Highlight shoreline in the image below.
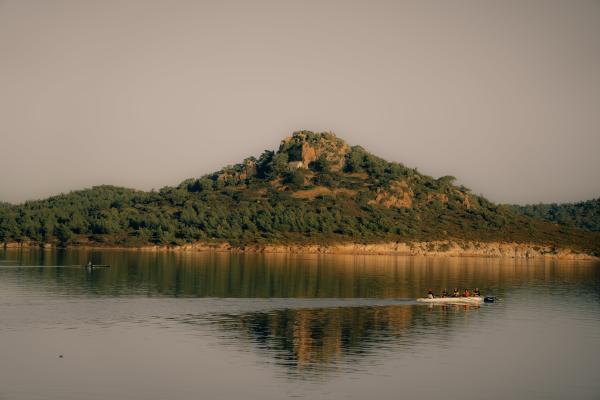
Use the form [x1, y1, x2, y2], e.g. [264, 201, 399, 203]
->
[3, 240, 598, 260]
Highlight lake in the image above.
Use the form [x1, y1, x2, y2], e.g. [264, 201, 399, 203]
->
[1, 249, 599, 400]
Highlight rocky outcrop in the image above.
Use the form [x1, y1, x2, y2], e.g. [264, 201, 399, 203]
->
[216, 158, 257, 182]
[301, 142, 318, 166]
[279, 131, 350, 171]
[427, 192, 449, 204]
[369, 180, 413, 208]
[369, 189, 413, 208]
[463, 194, 472, 209]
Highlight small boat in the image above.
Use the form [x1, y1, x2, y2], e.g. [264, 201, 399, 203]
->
[416, 296, 484, 304]
[84, 263, 110, 269]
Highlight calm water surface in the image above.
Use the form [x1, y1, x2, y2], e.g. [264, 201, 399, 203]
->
[1, 249, 599, 400]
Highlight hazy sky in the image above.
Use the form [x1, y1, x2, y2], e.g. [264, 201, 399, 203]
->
[1, 0, 599, 205]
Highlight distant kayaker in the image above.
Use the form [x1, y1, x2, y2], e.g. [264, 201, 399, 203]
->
[474, 288, 481, 296]
[463, 288, 471, 297]
[86, 261, 92, 269]
[427, 289, 435, 299]
[452, 288, 460, 297]
[441, 289, 449, 298]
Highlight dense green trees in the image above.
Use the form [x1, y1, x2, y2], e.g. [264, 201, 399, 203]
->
[509, 199, 600, 232]
[283, 169, 306, 188]
[1, 132, 598, 255]
[256, 151, 288, 180]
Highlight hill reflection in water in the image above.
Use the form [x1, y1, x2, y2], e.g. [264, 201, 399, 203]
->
[197, 304, 485, 378]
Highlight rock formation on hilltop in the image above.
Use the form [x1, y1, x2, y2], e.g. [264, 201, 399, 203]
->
[278, 131, 350, 171]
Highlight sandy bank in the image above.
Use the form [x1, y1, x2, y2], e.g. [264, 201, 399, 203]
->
[3, 240, 598, 260]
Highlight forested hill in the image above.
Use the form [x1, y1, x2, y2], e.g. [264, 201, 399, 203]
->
[508, 199, 600, 232]
[1, 131, 599, 255]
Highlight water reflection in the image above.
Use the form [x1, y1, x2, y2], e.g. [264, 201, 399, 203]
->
[1, 249, 600, 399]
[1, 249, 598, 300]
[182, 303, 484, 378]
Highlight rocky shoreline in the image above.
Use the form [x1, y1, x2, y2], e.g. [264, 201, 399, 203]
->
[3, 240, 598, 260]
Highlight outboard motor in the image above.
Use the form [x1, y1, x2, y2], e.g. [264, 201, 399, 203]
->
[484, 296, 495, 303]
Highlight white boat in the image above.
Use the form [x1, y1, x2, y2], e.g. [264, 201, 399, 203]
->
[416, 296, 484, 304]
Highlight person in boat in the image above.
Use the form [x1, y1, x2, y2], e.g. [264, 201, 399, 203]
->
[427, 289, 435, 299]
[463, 288, 471, 297]
[441, 289, 449, 297]
[452, 288, 460, 297]
[86, 261, 93, 269]
[473, 288, 481, 296]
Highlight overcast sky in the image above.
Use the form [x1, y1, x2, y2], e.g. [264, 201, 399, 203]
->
[1, 0, 599, 205]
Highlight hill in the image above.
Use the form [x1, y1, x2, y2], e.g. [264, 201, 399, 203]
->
[508, 199, 600, 232]
[1, 131, 599, 256]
